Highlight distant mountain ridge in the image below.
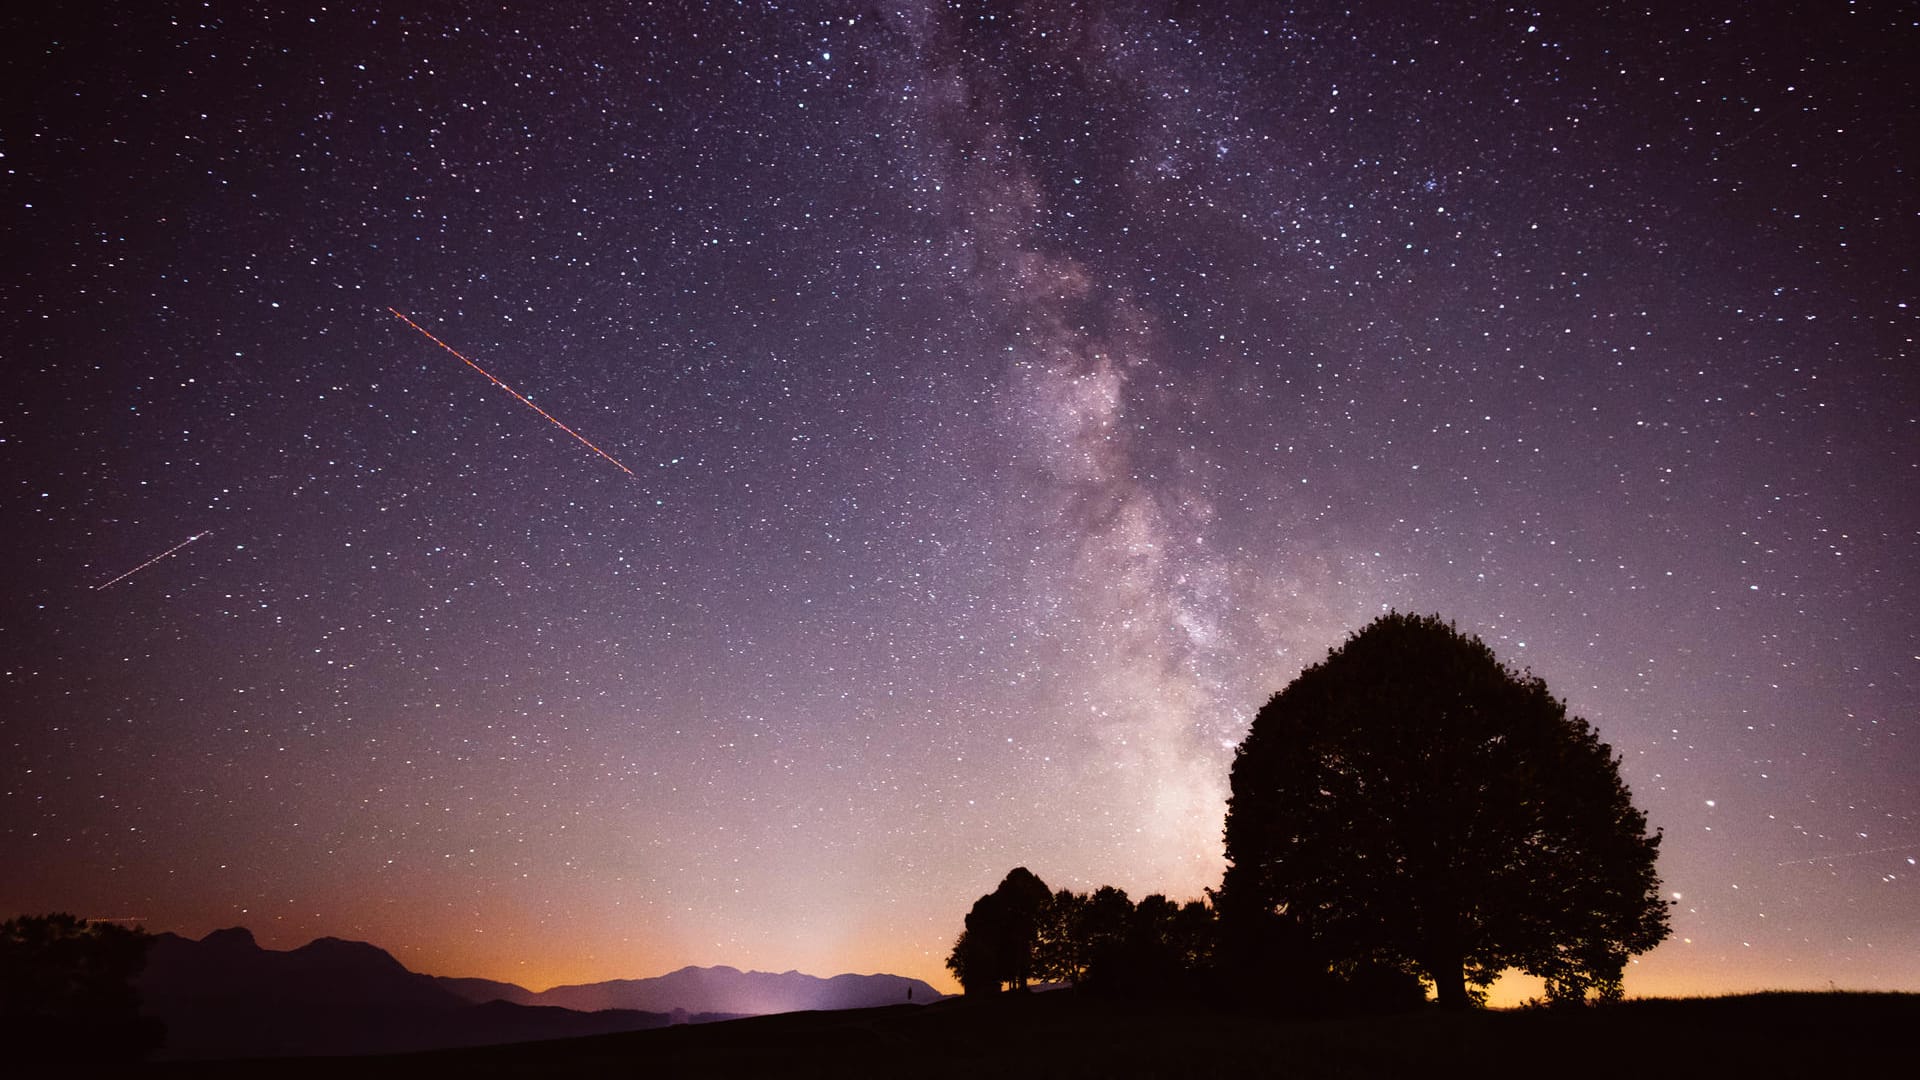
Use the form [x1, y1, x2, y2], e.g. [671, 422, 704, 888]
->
[436, 963, 943, 1014]
[136, 927, 939, 1058]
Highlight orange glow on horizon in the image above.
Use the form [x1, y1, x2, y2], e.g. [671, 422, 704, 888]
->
[382, 933, 961, 997]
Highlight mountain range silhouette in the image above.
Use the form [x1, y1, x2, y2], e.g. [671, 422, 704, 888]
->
[437, 962, 942, 1014]
[138, 927, 940, 1058]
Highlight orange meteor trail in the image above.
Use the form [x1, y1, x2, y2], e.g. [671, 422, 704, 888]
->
[94, 531, 210, 590]
[387, 307, 636, 477]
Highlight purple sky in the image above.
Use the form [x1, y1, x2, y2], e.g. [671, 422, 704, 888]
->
[4, 1, 1913, 997]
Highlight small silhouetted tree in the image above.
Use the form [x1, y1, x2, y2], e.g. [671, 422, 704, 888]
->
[1046, 888, 1218, 996]
[1170, 898, 1217, 975]
[0, 913, 163, 1063]
[944, 927, 997, 995]
[1076, 885, 1135, 989]
[1123, 894, 1217, 994]
[1034, 888, 1087, 986]
[960, 876, 1219, 998]
[1220, 613, 1670, 1009]
[1117, 894, 1184, 993]
[946, 867, 1053, 993]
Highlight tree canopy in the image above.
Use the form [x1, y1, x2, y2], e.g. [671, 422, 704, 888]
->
[0, 912, 163, 1062]
[1220, 612, 1670, 1007]
[946, 867, 1053, 993]
[948, 871, 1216, 996]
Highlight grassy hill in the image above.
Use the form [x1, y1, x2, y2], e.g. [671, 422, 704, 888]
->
[146, 990, 1913, 1078]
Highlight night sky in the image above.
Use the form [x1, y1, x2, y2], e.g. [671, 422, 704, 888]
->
[4, 2, 1914, 1000]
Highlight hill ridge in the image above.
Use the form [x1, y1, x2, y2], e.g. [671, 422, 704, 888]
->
[138, 926, 939, 1058]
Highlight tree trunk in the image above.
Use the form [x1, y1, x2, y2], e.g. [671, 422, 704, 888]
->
[1427, 902, 1471, 1009]
[1432, 962, 1470, 1010]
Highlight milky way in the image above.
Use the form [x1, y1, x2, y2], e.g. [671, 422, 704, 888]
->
[3, 2, 1913, 997]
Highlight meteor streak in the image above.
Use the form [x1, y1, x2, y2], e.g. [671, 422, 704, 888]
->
[387, 307, 636, 477]
[93, 531, 210, 590]
[1775, 845, 1915, 867]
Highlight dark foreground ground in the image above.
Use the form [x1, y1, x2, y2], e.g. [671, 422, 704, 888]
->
[147, 990, 1913, 1079]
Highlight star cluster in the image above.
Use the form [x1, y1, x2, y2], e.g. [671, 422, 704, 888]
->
[3, 1, 1913, 997]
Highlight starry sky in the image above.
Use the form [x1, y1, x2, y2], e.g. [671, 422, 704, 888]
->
[4, 2, 1914, 1000]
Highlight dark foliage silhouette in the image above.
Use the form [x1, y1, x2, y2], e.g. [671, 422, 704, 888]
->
[952, 872, 1219, 998]
[943, 927, 990, 995]
[1220, 612, 1671, 1008]
[1044, 887, 1212, 995]
[0, 912, 163, 1064]
[947, 867, 1053, 993]
[1071, 885, 1138, 990]
[1033, 888, 1088, 986]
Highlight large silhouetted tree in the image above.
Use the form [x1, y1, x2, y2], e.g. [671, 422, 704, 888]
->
[1220, 613, 1670, 1008]
[0, 913, 163, 1063]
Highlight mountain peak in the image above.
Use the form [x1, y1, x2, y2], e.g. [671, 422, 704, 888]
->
[138, 932, 677, 1058]
[291, 935, 411, 972]
[199, 926, 258, 950]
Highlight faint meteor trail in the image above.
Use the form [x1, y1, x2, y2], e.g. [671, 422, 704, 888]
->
[1776, 845, 1915, 867]
[386, 307, 636, 477]
[93, 531, 210, 590]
